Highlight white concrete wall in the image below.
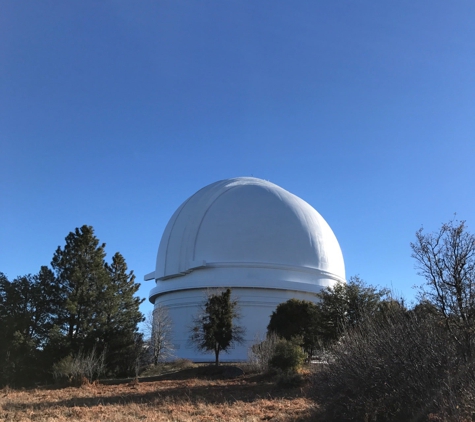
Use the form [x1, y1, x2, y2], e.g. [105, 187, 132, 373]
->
[154, 285, 325, 362]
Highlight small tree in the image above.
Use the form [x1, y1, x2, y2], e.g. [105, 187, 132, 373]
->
[267, 299, 321, 359]
[189, 288, 245, 366]
[411, 218, 475, 357]
[144, 305, 174, 364]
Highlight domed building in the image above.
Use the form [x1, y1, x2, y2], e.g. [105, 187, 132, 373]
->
[145, 177, 345, 361]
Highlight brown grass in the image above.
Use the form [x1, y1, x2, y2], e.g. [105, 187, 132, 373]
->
[0, 369, 317, 421]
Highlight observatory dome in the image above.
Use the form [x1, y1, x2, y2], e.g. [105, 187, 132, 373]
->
[154, 177, 344, 283]
[146, 177, 345, 361]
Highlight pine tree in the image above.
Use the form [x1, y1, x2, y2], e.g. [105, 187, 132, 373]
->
[102, 252, 144, 375]
[51, 225, 109, 352]
[1, 225, 144, 383]
[50, 225, 144, 376]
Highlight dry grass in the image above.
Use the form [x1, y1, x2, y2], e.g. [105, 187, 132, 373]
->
[0, 369, 317, 421]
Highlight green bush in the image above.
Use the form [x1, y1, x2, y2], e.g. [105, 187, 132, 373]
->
[269, 339, 305, 372]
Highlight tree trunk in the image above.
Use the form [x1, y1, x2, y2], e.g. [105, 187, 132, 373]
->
[215, 347, 220, 366]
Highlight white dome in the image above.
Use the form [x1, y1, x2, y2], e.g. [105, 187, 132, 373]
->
[146, 177, 345, 362]
[154, 177, 345, 283]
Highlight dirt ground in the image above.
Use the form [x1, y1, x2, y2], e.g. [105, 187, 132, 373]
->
[0, 370, 317, 421]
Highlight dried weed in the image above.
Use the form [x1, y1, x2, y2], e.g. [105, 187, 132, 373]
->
[0, 375, 316, 421]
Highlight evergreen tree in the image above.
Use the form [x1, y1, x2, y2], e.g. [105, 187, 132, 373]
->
[190, 288, 244, 366]
[102, 252, 144, 375]
[50, 225, 144, 376]
[51, 225, 109, 352]
[0, 225, 144, 383]
[0, 272, 34, 385]
[0, 269, 59, 386]
[317, 276, 389, 344]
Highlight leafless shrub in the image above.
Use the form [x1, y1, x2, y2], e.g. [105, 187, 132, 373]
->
[248, 332, 279, 373]
[411, 219, 475, 358]
[81, 347, 106, 381]
[52, 346, 106, 385]
[314, 305, 475, 421]
[143, 305, 175, 365]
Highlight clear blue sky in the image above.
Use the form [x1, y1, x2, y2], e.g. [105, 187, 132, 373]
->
[1, 1, 474, 319]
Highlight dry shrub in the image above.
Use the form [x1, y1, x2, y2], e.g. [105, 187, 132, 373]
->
[275, 371, 305, 389]
[52, 347, 106, 385]
[171, 358, 195, 371]
[247, 332, 279, 373]
[314, 306, 475, 421]
[1, 385, 11, 396]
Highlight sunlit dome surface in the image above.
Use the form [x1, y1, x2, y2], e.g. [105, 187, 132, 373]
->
[154, 177, 345, 283]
